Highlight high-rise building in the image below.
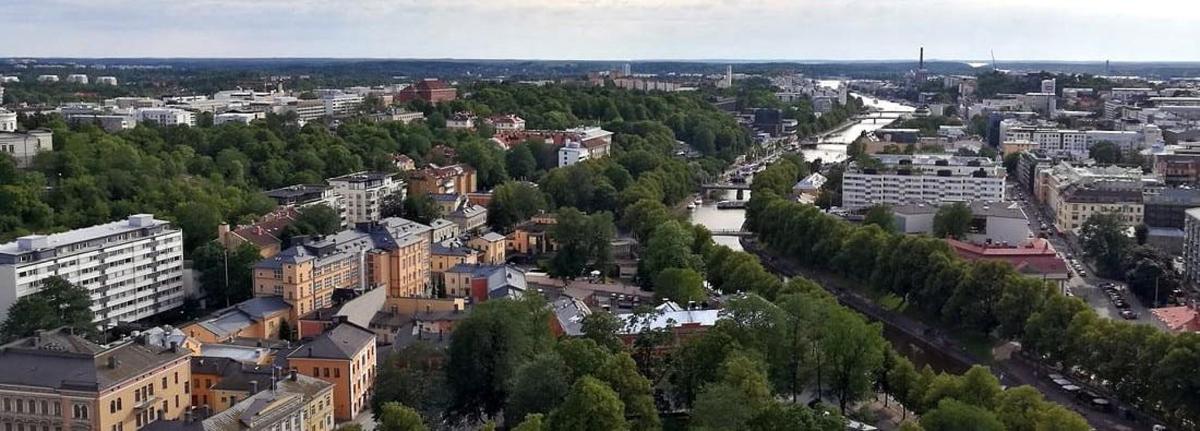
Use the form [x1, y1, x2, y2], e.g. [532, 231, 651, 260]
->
[841, 155, 1006, 210]
[0, 214, 185, 326]
[1182, 208, 1200, 285]
[1041, 78, 1056, 95]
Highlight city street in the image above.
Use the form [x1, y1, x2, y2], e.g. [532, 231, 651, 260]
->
[1006, 185, 1165, 330]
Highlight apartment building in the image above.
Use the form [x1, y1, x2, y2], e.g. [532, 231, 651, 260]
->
[0, 129, 52, 168]
[1054, 182, 1144, 231]
[1034, 162, 1159, 219]
[181, 297, 291, 344]
[486, 114, 525, 132]
[136, 108, 196, 127]
[152, 367, 334, 431]
[430, 242, 477, 285]
[327, 172, 403, 225]
[286, 323, 376, 421]
[443, 264, 526, 302]
[0, 328, 193, 431]
[0, 109, 15, 132]
[1153, 142, 1200, 186]
[253, 218, 432, 333]
[446, 112, 477, 130]
[263, 184, 346, 226]
[1002, 126, 1144, 158]
[406, 164, 477, 197]
[320, 93, 364, 119]
[0, 214, 185, 326]
[841, 155, 1006, 210]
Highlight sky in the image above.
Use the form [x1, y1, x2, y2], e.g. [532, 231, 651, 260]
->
[3, 0, 1198, 61]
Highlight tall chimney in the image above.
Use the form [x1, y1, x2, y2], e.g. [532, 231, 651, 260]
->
[919, 47, 924, 69]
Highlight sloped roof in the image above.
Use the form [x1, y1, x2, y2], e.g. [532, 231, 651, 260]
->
[287, 323, 374, 360]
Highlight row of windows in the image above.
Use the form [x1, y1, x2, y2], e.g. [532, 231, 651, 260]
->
[1, 399, 60, 416]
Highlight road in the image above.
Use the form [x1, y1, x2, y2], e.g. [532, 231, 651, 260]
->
[1006, 184, 1165, 330]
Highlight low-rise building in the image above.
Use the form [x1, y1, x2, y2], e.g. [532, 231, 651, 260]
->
[445, 112, 477, 130]
[0, 128, 52, 168]
[0, 328, 193, 431]
[429, 219, 459, 243]
[137, 108, 196, 127]
[155, 369, 334, 431]
[285, 323, 376, 421]
[468, 232, 507, 265]
[507, 214, 557, 256]
[947, 238, 1070, 285]
[217, 208, 300, 258]
[893, 201, 1032, 245]
[431, 241, 478, 285]
[486, 114, 525, 132]
[395, 79, 457, 104]
[841, 154, 1006, 210]
[448, 204, 488, 233]
[443, 264, 527, 301]
[181, 297, 292, 344]
[213, 112, 264, 126]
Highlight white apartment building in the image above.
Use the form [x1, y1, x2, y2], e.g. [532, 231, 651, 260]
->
[842, 154, 1006, 210]
[558, 141, 591, 167]
[95, 76, 118, 85]
[327, 172, 404, 224]
[0, 129, 53, 168]
[66, 74, 89, 84]
[1003, 126, 1144, 158]
[321, 92, 364, 118]
[0, 214, 185, 327]
[37, 75, 59, 83]
[136, 107, 196, 127]
[214, 111, 265, 125]
[0, 108, 15, 132]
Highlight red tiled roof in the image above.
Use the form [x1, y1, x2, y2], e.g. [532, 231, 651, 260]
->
[232, 207, 300, 249]
[1151, 306, 1200, 333]
[947, 238, 1069, 276]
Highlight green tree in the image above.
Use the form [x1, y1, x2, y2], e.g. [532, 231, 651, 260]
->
[596, 352, 661, 431]
[862, 204, 896, 233]
[920, 399, 1004, 431]
[641, 220, 702, 281]
[401, 193, 442, 224]
[620, 199, 671, 244]
[2, 276, 97, 340]
[933, 202, 973, 239]
[652, 268, 706, 304]
[823, 308, 886, 413]
[376, 402, 427, 431]
[691, 352, 774, 431]
[192, 242, 262, 307]
[292, 204, 342, 235]
[487, 181, 547, 232]
[549, 376, 628, 431]
[505, 353, 571, 425]
[373, 343, 448, 422]
[511, 414, 545, 431]
[1080, 212, 1130, 277]
[580, 312, 625, 353]
[548, 208, 614, 280]
[446, 297, 552, 420]
[1089, 141, 1122, 164]
[505, 143, 538, 180]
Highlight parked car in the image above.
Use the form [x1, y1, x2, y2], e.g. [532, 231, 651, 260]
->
[1120, 310, 1138, 320]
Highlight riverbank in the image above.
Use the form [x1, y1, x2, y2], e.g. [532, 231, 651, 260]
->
[741, 237, 1149, 431]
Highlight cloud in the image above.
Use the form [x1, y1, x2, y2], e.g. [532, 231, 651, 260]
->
[1, 0, 1196, 60]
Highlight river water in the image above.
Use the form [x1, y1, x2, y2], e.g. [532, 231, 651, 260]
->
[690, 91, 915, 250]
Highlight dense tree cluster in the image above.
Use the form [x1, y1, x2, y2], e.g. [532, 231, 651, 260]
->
[1080, 213, 1183, 306]
[750, 158, 1200, 428]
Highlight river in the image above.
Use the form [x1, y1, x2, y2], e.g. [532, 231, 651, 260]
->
[690, 91, 915, 251]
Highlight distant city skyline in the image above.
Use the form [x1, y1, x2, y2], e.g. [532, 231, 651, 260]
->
[3, 0, 1196, 61]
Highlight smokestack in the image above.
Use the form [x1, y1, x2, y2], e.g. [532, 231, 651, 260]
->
[919, 47, 924, 69]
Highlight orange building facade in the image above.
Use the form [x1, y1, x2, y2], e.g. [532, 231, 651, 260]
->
[286, 323, 377, 421]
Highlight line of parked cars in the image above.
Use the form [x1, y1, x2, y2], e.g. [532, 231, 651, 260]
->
[1100, 282, 1139, 320]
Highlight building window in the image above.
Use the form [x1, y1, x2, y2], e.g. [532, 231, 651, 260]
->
[333, 368, 340, 378]
[313, 367, 319, 376]
[162, 377, 167, 389]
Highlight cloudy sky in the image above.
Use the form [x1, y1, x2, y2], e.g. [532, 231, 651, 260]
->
[3, 0, 1197, 61]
